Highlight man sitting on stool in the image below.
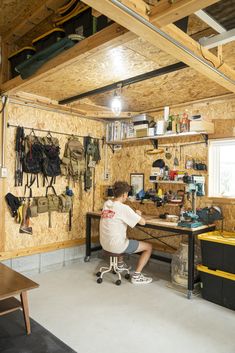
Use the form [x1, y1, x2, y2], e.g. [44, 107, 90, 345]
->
[100, 181, 152, 284]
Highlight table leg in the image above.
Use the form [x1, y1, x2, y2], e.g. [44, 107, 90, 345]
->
[20, 291, 31, 335]
[85, 214, 91, 262]
[187, 234, 195, 299]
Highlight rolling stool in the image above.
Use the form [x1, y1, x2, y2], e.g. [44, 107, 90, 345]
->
[96, 250, 131, 285]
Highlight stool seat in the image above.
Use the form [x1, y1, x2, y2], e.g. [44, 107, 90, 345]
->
[103, 250, 123, 257]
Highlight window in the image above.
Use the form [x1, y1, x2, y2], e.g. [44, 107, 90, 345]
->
[209, 139, 235, 198]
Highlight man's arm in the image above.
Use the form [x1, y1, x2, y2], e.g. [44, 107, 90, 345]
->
[136, 210, 146, 226]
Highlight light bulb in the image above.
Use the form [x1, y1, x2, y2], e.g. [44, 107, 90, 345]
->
[111, 94, 122, 116]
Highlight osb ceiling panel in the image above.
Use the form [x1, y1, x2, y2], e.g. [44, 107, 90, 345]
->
[21, 39, 177, 100]
[20, 35, 235, 112]
[222, 41, 235, 68]
[77, 68, 229, 112]
[210, 41, 235, 68]
[0, 0, 45, 36]
[124, 38, 178, 65]
[187, 14, 210, 36]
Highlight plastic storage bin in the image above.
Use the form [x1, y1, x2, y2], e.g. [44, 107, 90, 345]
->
[57, 0, 78, 17]
[198, 231, 235, 274]
[32, 28, 65, 51]
[56, 5, 93, 37]
[198, 265, 235, 310]
[8, 47, 36, 77]
[93, 14, 109, 33]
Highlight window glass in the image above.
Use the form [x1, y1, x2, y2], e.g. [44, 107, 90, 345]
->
[209, 139, 235, 197]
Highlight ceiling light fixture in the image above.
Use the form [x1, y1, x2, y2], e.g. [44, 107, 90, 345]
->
[111, 84, 122, 116]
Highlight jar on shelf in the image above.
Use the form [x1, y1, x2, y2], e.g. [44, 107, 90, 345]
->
[180, 112, 190, 132]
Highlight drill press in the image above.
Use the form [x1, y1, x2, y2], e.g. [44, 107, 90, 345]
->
[178, 175, 205, 228]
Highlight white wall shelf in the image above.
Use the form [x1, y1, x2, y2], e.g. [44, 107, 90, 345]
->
[152, 180, 185, 184]
[107, 131, 210, 145]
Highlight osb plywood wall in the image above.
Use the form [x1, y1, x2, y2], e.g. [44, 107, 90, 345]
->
[110, 97, 235, 250]
[2, 101, 109, 252]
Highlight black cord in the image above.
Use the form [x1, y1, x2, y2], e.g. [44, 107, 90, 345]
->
[0, 96, 8, 113]
[199, 44, 216, 68]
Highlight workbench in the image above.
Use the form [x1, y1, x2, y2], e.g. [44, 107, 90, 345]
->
[85, 211, 215, 299]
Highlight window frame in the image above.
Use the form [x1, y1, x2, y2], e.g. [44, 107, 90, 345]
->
[208, 138, 235, 198]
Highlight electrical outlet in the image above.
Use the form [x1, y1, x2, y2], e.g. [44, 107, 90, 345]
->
[104, 171, 110, 180]
[0, 167, 8, 178]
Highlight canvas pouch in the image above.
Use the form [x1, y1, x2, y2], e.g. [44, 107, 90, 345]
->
[37, 197, 48, 213]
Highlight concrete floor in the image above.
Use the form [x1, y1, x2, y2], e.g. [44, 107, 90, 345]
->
[28, 258, 235, 353]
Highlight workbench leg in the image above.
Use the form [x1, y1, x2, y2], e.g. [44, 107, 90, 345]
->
[20, 291, 31, 335]
[84, 214, 91, 262]
[187, 234, 195, 300]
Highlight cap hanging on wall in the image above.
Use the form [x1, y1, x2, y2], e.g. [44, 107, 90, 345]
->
[152, 159, 165, 168]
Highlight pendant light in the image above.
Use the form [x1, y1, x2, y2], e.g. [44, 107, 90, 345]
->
[111, 84, 122, 116]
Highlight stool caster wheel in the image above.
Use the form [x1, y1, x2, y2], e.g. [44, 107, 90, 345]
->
[96, 272, 101, 277]
[125, 273, 131, 280]
[115, 280, 121, 286]
[97, 278, 103, 284]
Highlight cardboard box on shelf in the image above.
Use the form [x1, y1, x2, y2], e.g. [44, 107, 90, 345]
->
[136, 128, 148, 138]
[190, 120, 214, 134]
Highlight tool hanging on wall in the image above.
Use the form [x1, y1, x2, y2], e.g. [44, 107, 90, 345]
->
[5, 193, 21, 217]
[84, 136, 101, 191]
[165, 147, 172, 160]
[15, 126, 25, 186]
[19, 199, 33, 235]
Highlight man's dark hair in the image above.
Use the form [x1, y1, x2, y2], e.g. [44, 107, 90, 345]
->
[113, 181, 130, 198]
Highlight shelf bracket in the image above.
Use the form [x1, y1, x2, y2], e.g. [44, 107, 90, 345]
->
[150, 139, 158, 149]
[107, 144, 115, 154]
[201, 134, 208, 145]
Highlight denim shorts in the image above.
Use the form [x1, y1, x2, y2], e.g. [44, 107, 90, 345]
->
[124, 239, 139, 254]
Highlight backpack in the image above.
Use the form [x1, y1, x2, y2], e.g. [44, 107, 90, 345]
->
[61, 137, 86, 183]
[22, 135, 44, 174]
[22, 133, 61, 188]
[42, 136, 61, 181]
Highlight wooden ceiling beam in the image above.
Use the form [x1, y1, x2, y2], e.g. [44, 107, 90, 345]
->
[118, 0, 151, 19]
[149, 0, 221, 27]
[83, 111, 135, 119]
[117, 0, 221, 27]
[3, 0, 67, 44]
[1, 23, 136, 93]
[82, 0, 235, 93]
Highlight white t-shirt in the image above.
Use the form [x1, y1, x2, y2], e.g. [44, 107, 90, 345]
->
[99, 200, 141, 253]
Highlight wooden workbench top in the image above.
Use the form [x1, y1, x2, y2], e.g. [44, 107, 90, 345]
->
[87, 211, 215, 232]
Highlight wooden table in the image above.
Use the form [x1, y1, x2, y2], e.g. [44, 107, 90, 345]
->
[0, 263, 39, 335]
[85, 211, 215, 299]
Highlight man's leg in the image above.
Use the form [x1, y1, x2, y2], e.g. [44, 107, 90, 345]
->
[135, 241, 152, 272]
[131, 241, 152, 284]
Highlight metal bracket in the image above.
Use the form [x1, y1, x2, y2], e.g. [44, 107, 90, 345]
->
[150, 139, 158, 149]
[107, 144, 115, 154]
[201, 134, 208, 145]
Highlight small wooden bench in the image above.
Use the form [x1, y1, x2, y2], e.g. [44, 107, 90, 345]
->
[0, 263, 39, 335]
